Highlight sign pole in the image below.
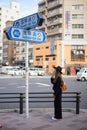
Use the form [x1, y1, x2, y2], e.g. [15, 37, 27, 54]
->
[5, 13, 46, 119]
[25, 41, 29, 118]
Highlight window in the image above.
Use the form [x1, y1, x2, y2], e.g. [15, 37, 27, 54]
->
[36, 48, 40, 50]
[21, 48, 25, 52]
[53, 57, 55, 60]
[11, 16, 14, 19]
[45, 58, 49, 61]
[22, 57, 25, 60]
[71, 50, 85, 61]
[72, 45, 83, 50]
[45, 46, 49, 49]
[71, 45, 85, 61]
[72, 24, 84, 29]
[15, 6, 17, 8]
[72, 14, 84, 19]
[72, 34, 84, 39]
[72, 5, 84, 10]
[36, 56, 42, 61]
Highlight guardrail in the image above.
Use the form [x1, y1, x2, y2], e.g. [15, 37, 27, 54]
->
[0, 92, 81, 114]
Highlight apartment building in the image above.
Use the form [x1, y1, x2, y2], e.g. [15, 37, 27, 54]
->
[3, 21, 16, 65]
[33, 0, 87, 73]
[0, 1, 19, 65]
[38, 0, 63, 41]
[14, 42, 34, 67]
[38, 0, 87, 41]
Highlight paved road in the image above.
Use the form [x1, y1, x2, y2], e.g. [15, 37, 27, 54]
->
[0, 75, 87, 109]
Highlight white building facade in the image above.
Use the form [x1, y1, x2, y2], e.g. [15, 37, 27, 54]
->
[0, 1, 19, 64]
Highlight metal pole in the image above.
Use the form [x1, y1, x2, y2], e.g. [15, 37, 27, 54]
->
[25, 41, 29, 118]
[76, 93, 80, 114]
[20, 93, 23, 114]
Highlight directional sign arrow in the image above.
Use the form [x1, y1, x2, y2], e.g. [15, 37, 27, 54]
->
[6, 26, 46, 43]
[13, 13, 43, 29]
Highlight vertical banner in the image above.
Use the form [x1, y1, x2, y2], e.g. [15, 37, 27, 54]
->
[50, 41, 54, 54]
[64, 11, 71, 39]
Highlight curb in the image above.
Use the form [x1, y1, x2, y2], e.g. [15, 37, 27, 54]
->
[0, 108, 87, 114]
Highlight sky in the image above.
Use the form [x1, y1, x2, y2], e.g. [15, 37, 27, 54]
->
[0, 0, 41, 18]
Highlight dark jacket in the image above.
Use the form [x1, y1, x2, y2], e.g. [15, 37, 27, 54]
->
[51, 76, 62, 96]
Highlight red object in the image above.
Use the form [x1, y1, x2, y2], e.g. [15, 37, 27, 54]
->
[70, 66, 75, 75]
[0, 124, 3, 128]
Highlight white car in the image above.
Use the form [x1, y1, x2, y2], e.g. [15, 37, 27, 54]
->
[21, 68, 38, 76]
[29, 68, 45, 76]
[29, 69, 38, 76]
[8, 68, 22, 76]
[21, 67, 45, 76]
[76, 67, 87, 81]
[34, 68, 45, 76]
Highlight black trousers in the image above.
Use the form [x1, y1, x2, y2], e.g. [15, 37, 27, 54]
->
[54, 93, 62, 119]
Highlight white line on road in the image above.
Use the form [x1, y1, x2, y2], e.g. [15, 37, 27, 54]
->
[36, 83, 50, 87]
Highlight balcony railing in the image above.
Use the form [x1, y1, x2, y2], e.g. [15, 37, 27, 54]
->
[47, 18, 63, 25]
[47, 0, 63, 9]
[48, 9, 62, 18]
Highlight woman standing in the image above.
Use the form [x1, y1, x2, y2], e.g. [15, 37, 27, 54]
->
[51, 66, 63, 120]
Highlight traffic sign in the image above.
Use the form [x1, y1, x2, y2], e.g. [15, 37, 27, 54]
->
[6, 26, 46, 43]
[13, 13, 43, 29]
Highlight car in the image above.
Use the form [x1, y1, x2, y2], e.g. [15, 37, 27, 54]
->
[34, 68, 45, 76]
[1, 66, 13, 74]
[76, 67, 87, 81]
[21, 68, 38, 76]
[21, 67, 45, 76]
[29, 69, 38, 76]
[8, 68, 22, 76]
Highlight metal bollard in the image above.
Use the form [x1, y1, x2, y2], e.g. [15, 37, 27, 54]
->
[76, 93, 80, 114]
[20, 93, 24, 114]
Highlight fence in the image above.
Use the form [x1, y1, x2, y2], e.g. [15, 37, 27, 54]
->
[0, 92, 81, 114]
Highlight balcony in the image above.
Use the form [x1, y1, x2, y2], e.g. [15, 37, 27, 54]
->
[48, 1, 58, 8]
[47, 28, 62, 36]
[47, 18, 63, 26]
[47, 0, 63, 9]
[47, 9, 63, 18]
[38, 5, 46, 12]
[38, 0, 45, 5]
[38, 25, 45, 30]
[37, 20, 45, 30]
[48, 11, 59, 18]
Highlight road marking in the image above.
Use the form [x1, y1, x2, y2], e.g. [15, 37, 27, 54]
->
[36, 83, 50, 87]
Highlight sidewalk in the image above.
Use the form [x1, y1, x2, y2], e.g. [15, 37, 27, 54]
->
[0, 109, 87, 130]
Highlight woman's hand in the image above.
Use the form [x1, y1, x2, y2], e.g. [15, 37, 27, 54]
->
[53, 93, 55, 98]
[51, 69, 56, 78]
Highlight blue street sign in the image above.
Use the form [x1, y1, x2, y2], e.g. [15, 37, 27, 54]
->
[13, 13, 43, 29]
[6, 26, 46, 43]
